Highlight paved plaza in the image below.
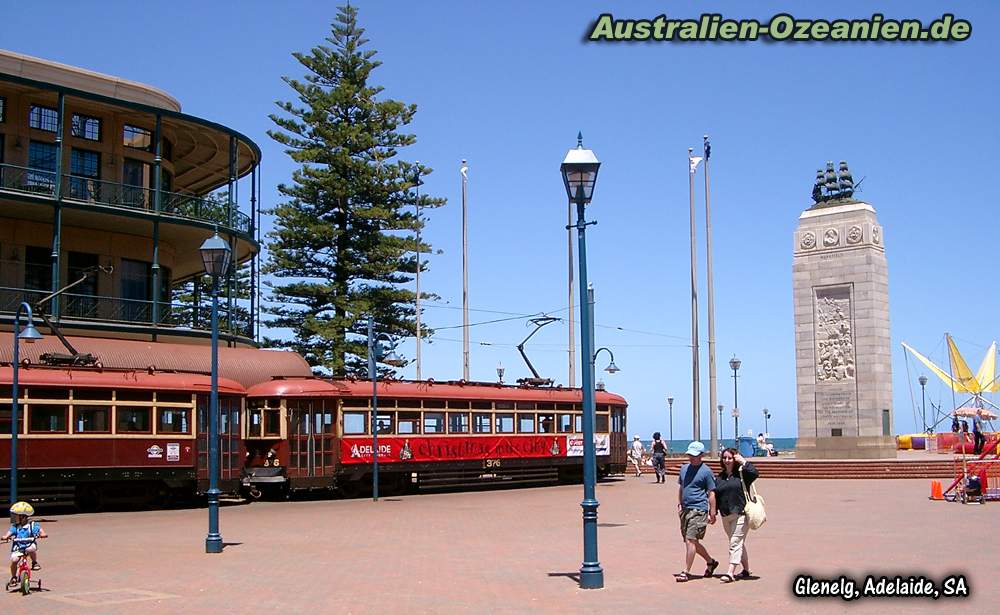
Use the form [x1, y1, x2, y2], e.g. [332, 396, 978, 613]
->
[6, 476, 993, 614]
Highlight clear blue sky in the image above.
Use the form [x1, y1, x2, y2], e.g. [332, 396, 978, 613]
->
[6, 1, 998, 440]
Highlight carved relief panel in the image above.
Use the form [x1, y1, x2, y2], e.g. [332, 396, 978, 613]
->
[814, 285, 856, 383]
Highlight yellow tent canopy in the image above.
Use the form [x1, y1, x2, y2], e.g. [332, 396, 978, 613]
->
[902, 336, 1000, 395]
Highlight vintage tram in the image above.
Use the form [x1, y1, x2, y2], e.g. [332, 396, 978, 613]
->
[242, 378, 628, 497]
[0, 365, 245, 510]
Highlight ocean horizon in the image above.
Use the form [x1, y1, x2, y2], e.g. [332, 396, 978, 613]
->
[640, 437, 797, 454]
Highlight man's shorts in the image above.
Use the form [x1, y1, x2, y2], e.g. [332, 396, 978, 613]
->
[680, 508, 708, 540]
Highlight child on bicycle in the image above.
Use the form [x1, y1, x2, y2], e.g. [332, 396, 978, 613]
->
[3, 501, 45, 586]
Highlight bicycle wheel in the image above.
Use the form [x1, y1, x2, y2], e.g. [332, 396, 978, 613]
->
[20, 571, 30, 595]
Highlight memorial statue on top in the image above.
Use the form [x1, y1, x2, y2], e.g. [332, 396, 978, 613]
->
[811, 160, 860, 207]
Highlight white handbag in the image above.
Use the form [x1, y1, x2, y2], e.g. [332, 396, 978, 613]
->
[739, 467, 766, 530]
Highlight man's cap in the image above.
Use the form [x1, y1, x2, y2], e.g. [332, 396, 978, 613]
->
[685, 441, 705, 456]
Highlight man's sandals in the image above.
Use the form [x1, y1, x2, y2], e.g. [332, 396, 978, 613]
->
[675, 559, 720, 582]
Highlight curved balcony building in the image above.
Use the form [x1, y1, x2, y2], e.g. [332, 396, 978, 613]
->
[0, 50, 260, 346]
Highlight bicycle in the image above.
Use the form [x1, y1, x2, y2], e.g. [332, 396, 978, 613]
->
[3, 535, 45, 596]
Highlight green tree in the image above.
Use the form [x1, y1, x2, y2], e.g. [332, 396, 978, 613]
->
[265, 4, 443, 376]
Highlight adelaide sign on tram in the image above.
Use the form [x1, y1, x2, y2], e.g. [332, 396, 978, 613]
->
[342, 435, 610, 464]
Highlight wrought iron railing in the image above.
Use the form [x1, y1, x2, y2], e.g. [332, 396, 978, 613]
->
[0, 163, 252, 235]
[0, 287, 253, 339]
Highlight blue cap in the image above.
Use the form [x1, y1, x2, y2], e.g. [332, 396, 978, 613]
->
[685, 441, 705, 456]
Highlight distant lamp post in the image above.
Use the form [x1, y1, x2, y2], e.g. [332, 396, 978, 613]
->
[367, 314, 404, 502]
[561, 132, 603, 590]
[729, 356, 741, 439]
[594, 347, 619, 374]
[718, 404, 724, 448]
[9, 303, 43, 505]
[667, 396, 675, 454]
[763, 408, 771, 437]
[199, 230, 231, 554]
[497, 362, 505, 384]
[918, 375, 928, 433]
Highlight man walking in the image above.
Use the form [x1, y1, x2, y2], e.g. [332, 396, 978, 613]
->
[973, 409, 986, 455]
[675, 441, 718, 582]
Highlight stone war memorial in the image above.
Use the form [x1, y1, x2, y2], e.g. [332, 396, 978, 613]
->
[793, 162, 896, 459]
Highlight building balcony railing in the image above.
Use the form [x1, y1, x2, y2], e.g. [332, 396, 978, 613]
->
[0, 286, 252, 340]
[0, 163, 252, 236]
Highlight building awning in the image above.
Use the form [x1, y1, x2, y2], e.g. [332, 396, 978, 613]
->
[0, 333, 312, 389]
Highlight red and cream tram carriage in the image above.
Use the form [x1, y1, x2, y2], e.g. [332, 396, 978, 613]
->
[243, 378, 628, 497]
[0, 365, 245, 510]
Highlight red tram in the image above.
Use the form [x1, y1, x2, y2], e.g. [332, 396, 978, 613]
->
[242, 379, 628, 497]
[0, 365, 245, 510]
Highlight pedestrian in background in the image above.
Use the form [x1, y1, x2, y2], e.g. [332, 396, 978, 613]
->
[630, 435, 644, 477]
[973, 409, 985, 455]
[651, 432, 667, 483]
[714, 448, 758, 583]
[675, 441, 718, 582]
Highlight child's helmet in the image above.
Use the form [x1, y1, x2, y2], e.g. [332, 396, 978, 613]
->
[9, 501, 34, 516]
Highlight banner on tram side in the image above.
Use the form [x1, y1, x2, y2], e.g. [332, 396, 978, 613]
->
[566, 434, 610, 457]
[340, 435, 568, 464]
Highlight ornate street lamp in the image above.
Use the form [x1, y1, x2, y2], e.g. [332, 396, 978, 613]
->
[9, 303, 43, 505]
[918, 375, 928, 433]
[667, 395, 675, 455]
[561, 132, 603, 590]
[367, 314, 404, 502]
[718, 404, 725, 448]
[497, 362, 505, 384]
[594, 348, 619, 374]
[200, 230, 230, 554]
[763, 407, 771, 437]
[729, 355, 741, 439]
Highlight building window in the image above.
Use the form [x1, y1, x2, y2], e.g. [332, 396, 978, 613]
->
[122, 158, 151, 209]
[27, 140, 57, 192]
[24, 245, 51, 292]
[28, 105, 58, 132]
[71, 113, 101, 141]
[120, 258, 151, 322]
[69, 148, 100, 201]
[123, 124, 153, 151]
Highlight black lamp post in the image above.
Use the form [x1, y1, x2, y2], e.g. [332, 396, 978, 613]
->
[561, 132, 603, 590]
[718, 404, 724, 448]
[918, 375, 928, 433]
[729, 355, 741, 440]
[200, 230, 231, 554]
[763, 408, 771, 437]
[667, 396, 674, 455]
[367, 314, 404, 502]
[9, 303, 43, 505]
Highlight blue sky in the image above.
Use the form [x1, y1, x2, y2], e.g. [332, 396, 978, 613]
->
[6, 1, 998, 440]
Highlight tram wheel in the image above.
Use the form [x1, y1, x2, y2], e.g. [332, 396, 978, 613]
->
[75, 484, 103, 513]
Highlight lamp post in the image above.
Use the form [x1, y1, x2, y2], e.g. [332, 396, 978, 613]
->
[9, 303, 43, 505]
[918, 375, 928, 433]
[497, 362, 505, 384]
[763, 408, 771, 437]
[718, 404, 724, 448]
[729, 356, 741, 439]
[366, 315, 404, 502]
[199, 231, 231, 554]
[561, 132, 603, 590]
[667, 396, 674, 455]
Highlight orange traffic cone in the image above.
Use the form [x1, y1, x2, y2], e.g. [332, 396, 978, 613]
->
[930, 481, 937, 499]
[932, 481, 943, 500]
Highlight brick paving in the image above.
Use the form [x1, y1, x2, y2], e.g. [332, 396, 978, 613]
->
[6, 476, 995, 614]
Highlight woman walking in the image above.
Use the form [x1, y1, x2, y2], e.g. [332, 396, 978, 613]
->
[651, 432, 668, 483]
[714, 448, 759, 583]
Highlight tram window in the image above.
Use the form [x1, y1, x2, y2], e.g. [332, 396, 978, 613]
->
[495, 413, 515, 433]
[344, 411, 366, 434]
[158, 408, 190, 434]
[247, 399, 266, 409]
[473, 413, 492, 433]
[75, 406, 110, 433]
[396, 399, 421, 410]
[516, 402, 535, 411]
[0, 387, 13, 399]
[248, 409, 262, 437]
[423, 399, 446, 409]
[557, 403, 577, 411]
[448, 401, 471, 410]
[557, 414, 573, 433]
[448, 412, 470, 433]
[495, 401, 514, 410]
[28, 388, 70, 400]
[596, 414, 610, 433]
[575, 415, 583, 432]
[29, 405, 68, 432]
[376, 413, 394, 434]
[264, 410, 281, 436]
[397, 412, 421, 434]
[538, 414, 555, 433]
[536, 402, 555, 411]
[73, 388, 112, 401]
[471, 401, 493, 410]
[517, 414, 535, 433]
[117, 390, 153, 402]
[315, 412, 334, 434]
[118, 408, 151, 433]
[424, 412, 445, 434]
[157, 392, 192, 404]
[0, 407, 17, 434]
[342, 398, 369, 409]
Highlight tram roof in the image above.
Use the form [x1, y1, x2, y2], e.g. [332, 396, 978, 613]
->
[0, 365, 245, 394]
[247, 378, 628, 405]
[0, 333, 312, 389]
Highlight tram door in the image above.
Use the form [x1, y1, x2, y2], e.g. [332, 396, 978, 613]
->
[287, 399, 335, 479]
[197, 395, 243, 482]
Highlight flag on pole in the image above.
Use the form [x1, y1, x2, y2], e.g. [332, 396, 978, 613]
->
[689, 156, 703, 174]
[703, 135, 711, 160]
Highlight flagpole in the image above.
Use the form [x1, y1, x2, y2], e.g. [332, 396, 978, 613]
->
[461, 159, 470, 381]
[689, 148, 703, 441]
[568, 197, 576, 387]
[414, 163, 422, 381]
[704, 135, 718, 454]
